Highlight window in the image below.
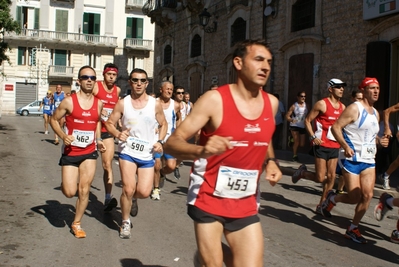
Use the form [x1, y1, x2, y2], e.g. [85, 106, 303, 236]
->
[18, 47, 35, 66]
[83, 13, 100, 35]
[128, 56, 144, 71]
[86, 53, 98, 68]
[231, 18, 246, 47]
[291, 0, 315, 32]
[126, 18, 143, 39]
[190, 34, 201, 58]
[16, 6, 40, 29]
[164, 45, 172, 65]
[55, 10, 68, 32]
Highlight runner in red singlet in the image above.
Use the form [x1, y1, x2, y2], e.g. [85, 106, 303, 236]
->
[164, 39, 281, 267]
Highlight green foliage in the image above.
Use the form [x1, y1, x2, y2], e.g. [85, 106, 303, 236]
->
[0, 0, 21, 66]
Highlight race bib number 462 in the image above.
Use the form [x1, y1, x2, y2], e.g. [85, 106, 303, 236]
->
[71, 130, 94, 148]
[214, 166, 258, 199]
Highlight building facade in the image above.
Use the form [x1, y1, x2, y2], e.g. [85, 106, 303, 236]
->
[1, 0, 155, 114]
[146, 0, 399, 148]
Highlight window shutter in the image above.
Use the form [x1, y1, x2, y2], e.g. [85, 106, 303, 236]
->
[126, 18, 133, 38]
[83, 13, 89, 34]
[94, 14, 100, 35]
[34, 8, 40, 29]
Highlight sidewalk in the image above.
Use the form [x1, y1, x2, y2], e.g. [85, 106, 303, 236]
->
[275, 149, 399, 198]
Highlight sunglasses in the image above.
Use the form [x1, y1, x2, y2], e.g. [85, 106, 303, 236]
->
[130, 78, 147, 84]
[332, 85, 344, 89]
[299, 95, 306, 97]
[79, 75, 97, 81]
[176, 92, 185, 95]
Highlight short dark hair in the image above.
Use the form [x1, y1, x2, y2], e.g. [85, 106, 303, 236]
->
[103, 63, 118, 71]
[78, 65, 96, 78]
[232, 39, 271, 64]
[174, 86, 184, 93]
[351, 90, 362, 98]
[129, 68, 148, 79]
[297, 91, 306, 97]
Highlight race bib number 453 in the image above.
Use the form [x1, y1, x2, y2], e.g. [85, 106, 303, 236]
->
[214, 166, 258, 199]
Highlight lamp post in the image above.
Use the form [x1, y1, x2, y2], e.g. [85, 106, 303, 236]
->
[198, 8, 217, 33]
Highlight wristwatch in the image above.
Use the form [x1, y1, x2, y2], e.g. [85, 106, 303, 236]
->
[157, 140, 165, 145]
[310, 135, 316, 141]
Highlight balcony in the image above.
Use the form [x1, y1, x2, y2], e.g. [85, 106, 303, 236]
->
[126, 0, 145, 9]
[5, 29, 118, 47]
[48, 65, 75, 78]
[124, 38, 153, 50]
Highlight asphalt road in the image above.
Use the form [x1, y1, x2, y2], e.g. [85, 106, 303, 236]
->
[0, 115, 399, 267]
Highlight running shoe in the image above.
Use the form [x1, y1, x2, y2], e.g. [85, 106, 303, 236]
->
[104, 197, 118, 212]
[119, 221, 132, 239]
[377, 173, 385, 183]
[391, 230, 399, 244]
[159, 172, 165, 188]
[292, 164, 307, 183]
[193, 250, 201, 267]
[54, 139, 59, 145]
[174, 168, 181, 180]
[345, 227, 367, 244]
[130, 198, 138, 217]
[321, 190, 336, 218]
[383, 179, 391, 190]
[315, 205, 323, 215]
[374, 192, 393, 221]
[292, 155, 299, 162]
[151, 188, 160, 200]
[71, 222, 86, 238]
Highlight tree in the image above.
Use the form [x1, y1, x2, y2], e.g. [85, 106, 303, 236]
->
[0, 0, 21, 66]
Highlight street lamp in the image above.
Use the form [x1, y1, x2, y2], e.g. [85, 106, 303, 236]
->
[198, 8, 217, 33]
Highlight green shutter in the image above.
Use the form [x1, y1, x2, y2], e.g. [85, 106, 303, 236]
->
[54, 50, 67, 66]
[83, 13, 89, 34]
[126, 18, 133, 38]
[56, 10, 68, 32]
[16, 6, 23, 28]
[136, 18, 143, 39]
[94, 14, 100, 35]
[34, 8, 40, 29]
[18, 47, 25, 65]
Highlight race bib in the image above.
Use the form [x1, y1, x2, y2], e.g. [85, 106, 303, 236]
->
[71, 130, 94, 148]
[125, 137, 151, 158]
[44, 106, 50, 111]
[101, 108, 113, 122]
[360, 143, 376, 159]
[55, 101, 61, 108]
[326, 126, 336, 141]
[214, 166, 258, 199]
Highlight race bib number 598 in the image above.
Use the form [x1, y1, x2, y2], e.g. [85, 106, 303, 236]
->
[214, 166, 258, 199]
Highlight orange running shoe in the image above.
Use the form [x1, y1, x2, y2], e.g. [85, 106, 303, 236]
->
[71, 222, 86, 238]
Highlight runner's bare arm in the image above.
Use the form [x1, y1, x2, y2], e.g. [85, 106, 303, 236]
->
[164, 90, 232, 160]
[285, 104, 295, 122]
[155, 101, 167, 141]
[383, 103, 399, 137]
[96, 101, 106, 152]
[305, 100, 325, 145]
[175, 101, 181, 128]
[105, 99, 125, 140]
[331, 104, 358, 157]
[50, 97, 74, 145]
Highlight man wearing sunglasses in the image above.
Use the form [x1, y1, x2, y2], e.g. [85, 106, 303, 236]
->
[50, 65, 105, 238]
[105, 68, 167, 239]
[292, 78, 346, 216]
[93, 63, 121, 212]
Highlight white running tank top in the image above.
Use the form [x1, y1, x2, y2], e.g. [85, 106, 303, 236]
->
[180, 101, 187, 121]
[290, 102, 307, 128]
[162, 98, 176, 141]
[119, 95, 157, 160]
[339, 101, 379, 164]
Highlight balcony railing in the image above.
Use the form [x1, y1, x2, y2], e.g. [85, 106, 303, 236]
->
[48, 65, 75, 78]
[126, 0, 146, 8]
[5, 29, 118, 47]
[124, 38, 153, 50]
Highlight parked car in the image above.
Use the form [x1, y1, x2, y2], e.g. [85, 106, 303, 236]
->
[16, 100, 42, 116]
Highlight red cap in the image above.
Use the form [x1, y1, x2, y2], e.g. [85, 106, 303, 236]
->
[358, 77, 379, 89]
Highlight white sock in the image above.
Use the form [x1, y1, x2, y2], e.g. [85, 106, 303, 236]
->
[386, 197, 394, 209]
[384, 172, 390, 179]
[122, 219, 131, 225]
[349, 223, 358, 231]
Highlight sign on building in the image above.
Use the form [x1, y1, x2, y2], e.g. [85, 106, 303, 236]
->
[363, 0, 399, 20]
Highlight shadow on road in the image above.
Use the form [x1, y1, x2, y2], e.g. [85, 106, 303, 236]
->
[120, 258, 168, 267]
[259, 192, 399, 265]
[30, 200, 75, 228]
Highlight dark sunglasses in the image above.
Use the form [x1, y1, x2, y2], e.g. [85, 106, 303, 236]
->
[79, 75, 97, 81]
[176, 92, 185, 95]
[299, 95, 306, 97]
[332, 85, 344, 89]
[130, 78, 147, 84]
